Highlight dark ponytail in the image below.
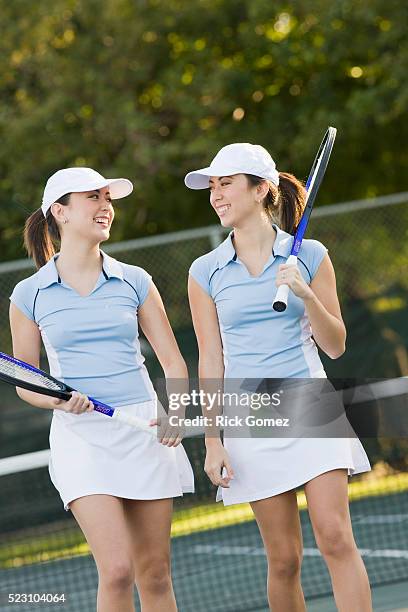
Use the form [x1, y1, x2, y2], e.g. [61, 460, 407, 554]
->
[277, 172, 306, 234]
[246, 172, 306, 234]
[23, 193, 71, 269]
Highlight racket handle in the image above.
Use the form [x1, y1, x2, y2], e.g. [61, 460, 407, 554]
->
[273, 284, 290, 312]
[112, 408, 158, 437]
[272, 254, 298, 312]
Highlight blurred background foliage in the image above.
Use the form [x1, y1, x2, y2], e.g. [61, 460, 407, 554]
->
[0, 0, 406, 261]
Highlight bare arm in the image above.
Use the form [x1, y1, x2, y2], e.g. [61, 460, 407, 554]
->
[305, 255, 346, 359]
[9, 302, 49, 408]
[9, 303, 91, 413]
[187, 277, 225, 382]
[188, 275, 234, 487]
[138, 282, 189, 445]
[278, 254, 346, 359]
[138, 282, 188, 380]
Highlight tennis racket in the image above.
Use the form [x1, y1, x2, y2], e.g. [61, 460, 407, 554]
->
[0, 351, 157, 437]
[272, 126, 337, 312]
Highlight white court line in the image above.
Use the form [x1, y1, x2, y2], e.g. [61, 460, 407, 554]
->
[352, 514, 408, 524]
[192, 544, 408, 560]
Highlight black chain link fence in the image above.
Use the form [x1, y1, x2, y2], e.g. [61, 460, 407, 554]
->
[1, 194, 407, 462]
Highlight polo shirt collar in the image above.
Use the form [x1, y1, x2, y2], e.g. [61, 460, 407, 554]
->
[215, 232, 237, 269]
[37, 250, 123, 289]
[37, 256, 60, 289]
[271, 224, 293, 258]
[100, 250, 124, 279]
[215, 224, 293, 269]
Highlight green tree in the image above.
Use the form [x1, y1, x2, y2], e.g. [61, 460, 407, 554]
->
[0, 0, 406, 261]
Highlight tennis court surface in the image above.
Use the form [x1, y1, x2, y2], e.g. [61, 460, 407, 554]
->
[1, 442, 407, 611]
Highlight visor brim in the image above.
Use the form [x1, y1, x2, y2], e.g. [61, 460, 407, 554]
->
[184, 167, 242, 190]
[105, 178, 133, 199]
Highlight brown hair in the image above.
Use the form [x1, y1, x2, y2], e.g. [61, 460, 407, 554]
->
[246, 172, 306, 234]
[23, 194, 71, 269]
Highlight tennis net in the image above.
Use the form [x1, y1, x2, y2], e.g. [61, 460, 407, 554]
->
[0, 382, 407, 611]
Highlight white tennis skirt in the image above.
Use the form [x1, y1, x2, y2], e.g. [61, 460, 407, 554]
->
[216, 382, 371, 506]
[216, 436, 371, 506]
[48, 397, 194, 510]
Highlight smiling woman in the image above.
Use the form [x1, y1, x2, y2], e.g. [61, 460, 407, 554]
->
[186, 142, 372, 611]
[9, 166, 194, 612]
[23, 167, 132, 269]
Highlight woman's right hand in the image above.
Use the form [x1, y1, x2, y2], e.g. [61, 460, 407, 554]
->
[51, 391, 94, 414]
[204, 440, 234, 488]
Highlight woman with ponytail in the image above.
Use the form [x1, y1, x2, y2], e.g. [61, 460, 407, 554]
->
[186, 144, 372, 611]
[10, 167, 193, 612]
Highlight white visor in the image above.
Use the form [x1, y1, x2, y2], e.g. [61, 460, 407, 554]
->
[41, 167, 133, 216]
[184, 143, 279, 190]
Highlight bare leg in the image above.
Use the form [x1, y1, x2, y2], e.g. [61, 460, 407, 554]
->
[70, 495, 135, 612]
[305, 470, 372, 611]
[251, 490, 306, 611]
[123, 498, 177, 612]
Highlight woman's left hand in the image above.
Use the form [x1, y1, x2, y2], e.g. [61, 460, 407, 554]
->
[276, 263, 314, 301]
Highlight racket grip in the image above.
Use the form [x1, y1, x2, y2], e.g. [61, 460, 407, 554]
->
[112, 409, 158, 437]
[272, 254, 298, 312]
[273, 284, 290, 312]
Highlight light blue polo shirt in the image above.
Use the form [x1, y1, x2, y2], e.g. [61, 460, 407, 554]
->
[189, 224, 328, 378]
[10, 251, 155, 406]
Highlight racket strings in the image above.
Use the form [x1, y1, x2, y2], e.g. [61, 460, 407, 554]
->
[0, 357, 62, 391]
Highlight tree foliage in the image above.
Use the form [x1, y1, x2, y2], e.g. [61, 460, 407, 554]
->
[0, 0, 406, 260]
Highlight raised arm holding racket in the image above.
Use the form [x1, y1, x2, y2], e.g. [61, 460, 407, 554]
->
[273, 127, 337, 311]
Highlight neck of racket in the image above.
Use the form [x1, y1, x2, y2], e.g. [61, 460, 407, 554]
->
[272, 126, 336, 312]
[291, 127, 336, 257]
